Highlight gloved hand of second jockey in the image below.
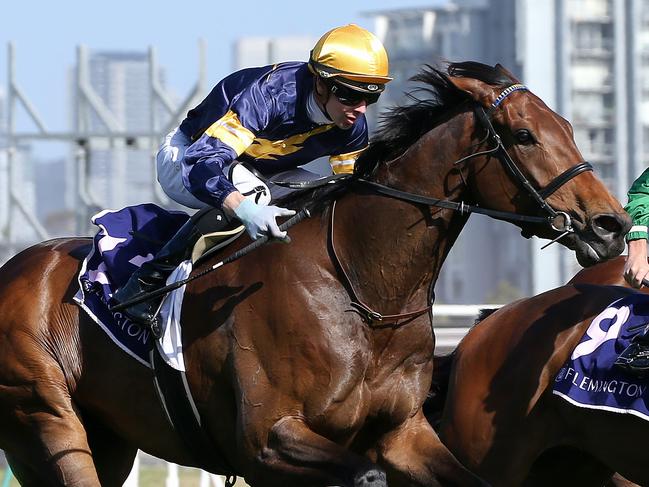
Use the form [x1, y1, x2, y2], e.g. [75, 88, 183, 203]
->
[233, 198, 296, 241]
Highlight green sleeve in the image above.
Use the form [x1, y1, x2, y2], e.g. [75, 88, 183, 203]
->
[625, 167, 649, 241]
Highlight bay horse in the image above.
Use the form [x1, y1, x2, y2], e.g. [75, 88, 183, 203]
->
[568, 254, 632, 287]
[430, 267, 649, 486]
[0, 62, 630, 487]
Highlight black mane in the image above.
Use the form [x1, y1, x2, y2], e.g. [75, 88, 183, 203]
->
[475, 307, 499, 324]
[354, 61, 515, 177]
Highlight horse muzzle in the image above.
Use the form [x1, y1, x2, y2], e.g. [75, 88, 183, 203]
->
[570, 212, 631, 267]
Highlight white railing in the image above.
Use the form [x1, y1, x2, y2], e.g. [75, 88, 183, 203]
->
[123, 453, 230, 487]
[433, 304, 502, 352]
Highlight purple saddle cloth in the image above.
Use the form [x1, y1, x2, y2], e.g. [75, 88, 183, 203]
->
[74, 203, 189, 366]
[553, 293, 649, 420]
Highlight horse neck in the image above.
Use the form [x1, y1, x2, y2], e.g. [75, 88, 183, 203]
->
[335, 110, 475, 314]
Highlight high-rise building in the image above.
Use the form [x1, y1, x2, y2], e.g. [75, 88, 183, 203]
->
[0, 86, 5, 133]
[35, 157, 74, 236]
[0, 87, 7, 243]
[0, 86, 39, 249]
[73, 51, 166, 209]
[366, 0, 647, 302]
[233, 36, 316, 71]
[554, 1, 622, 195]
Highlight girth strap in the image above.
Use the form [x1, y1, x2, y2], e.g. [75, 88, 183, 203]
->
[150, 348, 238, 484]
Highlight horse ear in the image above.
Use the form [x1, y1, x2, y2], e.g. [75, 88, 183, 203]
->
[495, 63, 522, 83]
[447, 76, 494, 106]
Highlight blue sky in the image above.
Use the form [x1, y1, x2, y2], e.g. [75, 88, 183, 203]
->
[2, 0, 445, 135]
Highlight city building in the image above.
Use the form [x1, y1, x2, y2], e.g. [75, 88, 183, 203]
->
[72, 50, 167, 209]
[233, 36, 316, 71]
[35, 157, 75, 237]
[0, 88, 8, 261]
[0, 86, 6, 236]
[0, 85, 41, 252]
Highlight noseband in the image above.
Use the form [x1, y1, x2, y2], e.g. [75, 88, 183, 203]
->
[359, 83, 593, 243]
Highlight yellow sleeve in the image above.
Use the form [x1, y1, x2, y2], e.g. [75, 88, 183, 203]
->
[203, 110, 256, 156]
[329, 148, 366, 175]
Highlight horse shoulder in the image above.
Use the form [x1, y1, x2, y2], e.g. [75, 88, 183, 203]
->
[0, 238, 89, 386]
[568, 256, 628, 287]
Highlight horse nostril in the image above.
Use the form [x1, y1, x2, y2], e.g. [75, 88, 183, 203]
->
[591, 213, 629, 239]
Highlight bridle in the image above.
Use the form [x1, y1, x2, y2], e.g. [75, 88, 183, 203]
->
[358, 83, 593, 248]
[338, 82, 594, 324]
[472, 86, 593, 243]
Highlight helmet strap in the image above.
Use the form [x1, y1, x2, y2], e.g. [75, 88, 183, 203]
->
[313, 77, 333, 121]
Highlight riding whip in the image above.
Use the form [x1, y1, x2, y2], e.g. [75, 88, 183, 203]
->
[110, 207, 312, 312]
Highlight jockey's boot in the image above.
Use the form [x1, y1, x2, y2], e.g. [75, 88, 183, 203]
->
[614, 324, 649, 377]
[113, 219, 201, 330]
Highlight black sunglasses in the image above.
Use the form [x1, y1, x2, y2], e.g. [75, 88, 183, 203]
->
[329, 82, 381, 106]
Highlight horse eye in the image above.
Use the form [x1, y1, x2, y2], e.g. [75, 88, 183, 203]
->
[515, 129, 534, 144]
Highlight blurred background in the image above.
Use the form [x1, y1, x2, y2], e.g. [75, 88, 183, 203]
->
[1, 0, 647, 484]
[1, 0, 646, 306]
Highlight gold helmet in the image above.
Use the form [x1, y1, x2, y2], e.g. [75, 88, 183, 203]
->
[309, 24, 392, 94]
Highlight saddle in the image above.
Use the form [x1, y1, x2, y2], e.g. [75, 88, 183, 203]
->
[190, 166, 347, 263]
[191, 165, 347, 262]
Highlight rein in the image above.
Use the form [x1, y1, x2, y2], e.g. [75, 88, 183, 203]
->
[356, 179, 550, 224]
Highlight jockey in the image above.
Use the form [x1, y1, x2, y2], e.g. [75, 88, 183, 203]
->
[615, 166, 649, 373]
[113, 24, 392, 326]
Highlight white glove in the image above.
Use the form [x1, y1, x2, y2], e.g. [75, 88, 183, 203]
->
[233, 199, 296, 240]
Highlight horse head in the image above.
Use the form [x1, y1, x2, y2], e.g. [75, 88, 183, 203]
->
[445, 61, 630, 267]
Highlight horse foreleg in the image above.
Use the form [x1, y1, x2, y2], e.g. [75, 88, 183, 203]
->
[248, 415, 386, 487]
[523, 446, 615, 486]
[83, 415, 138, 487]
[0, 356, 101, 485]
[2, 404, 100, 486]
[375, 410, 488, 487]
